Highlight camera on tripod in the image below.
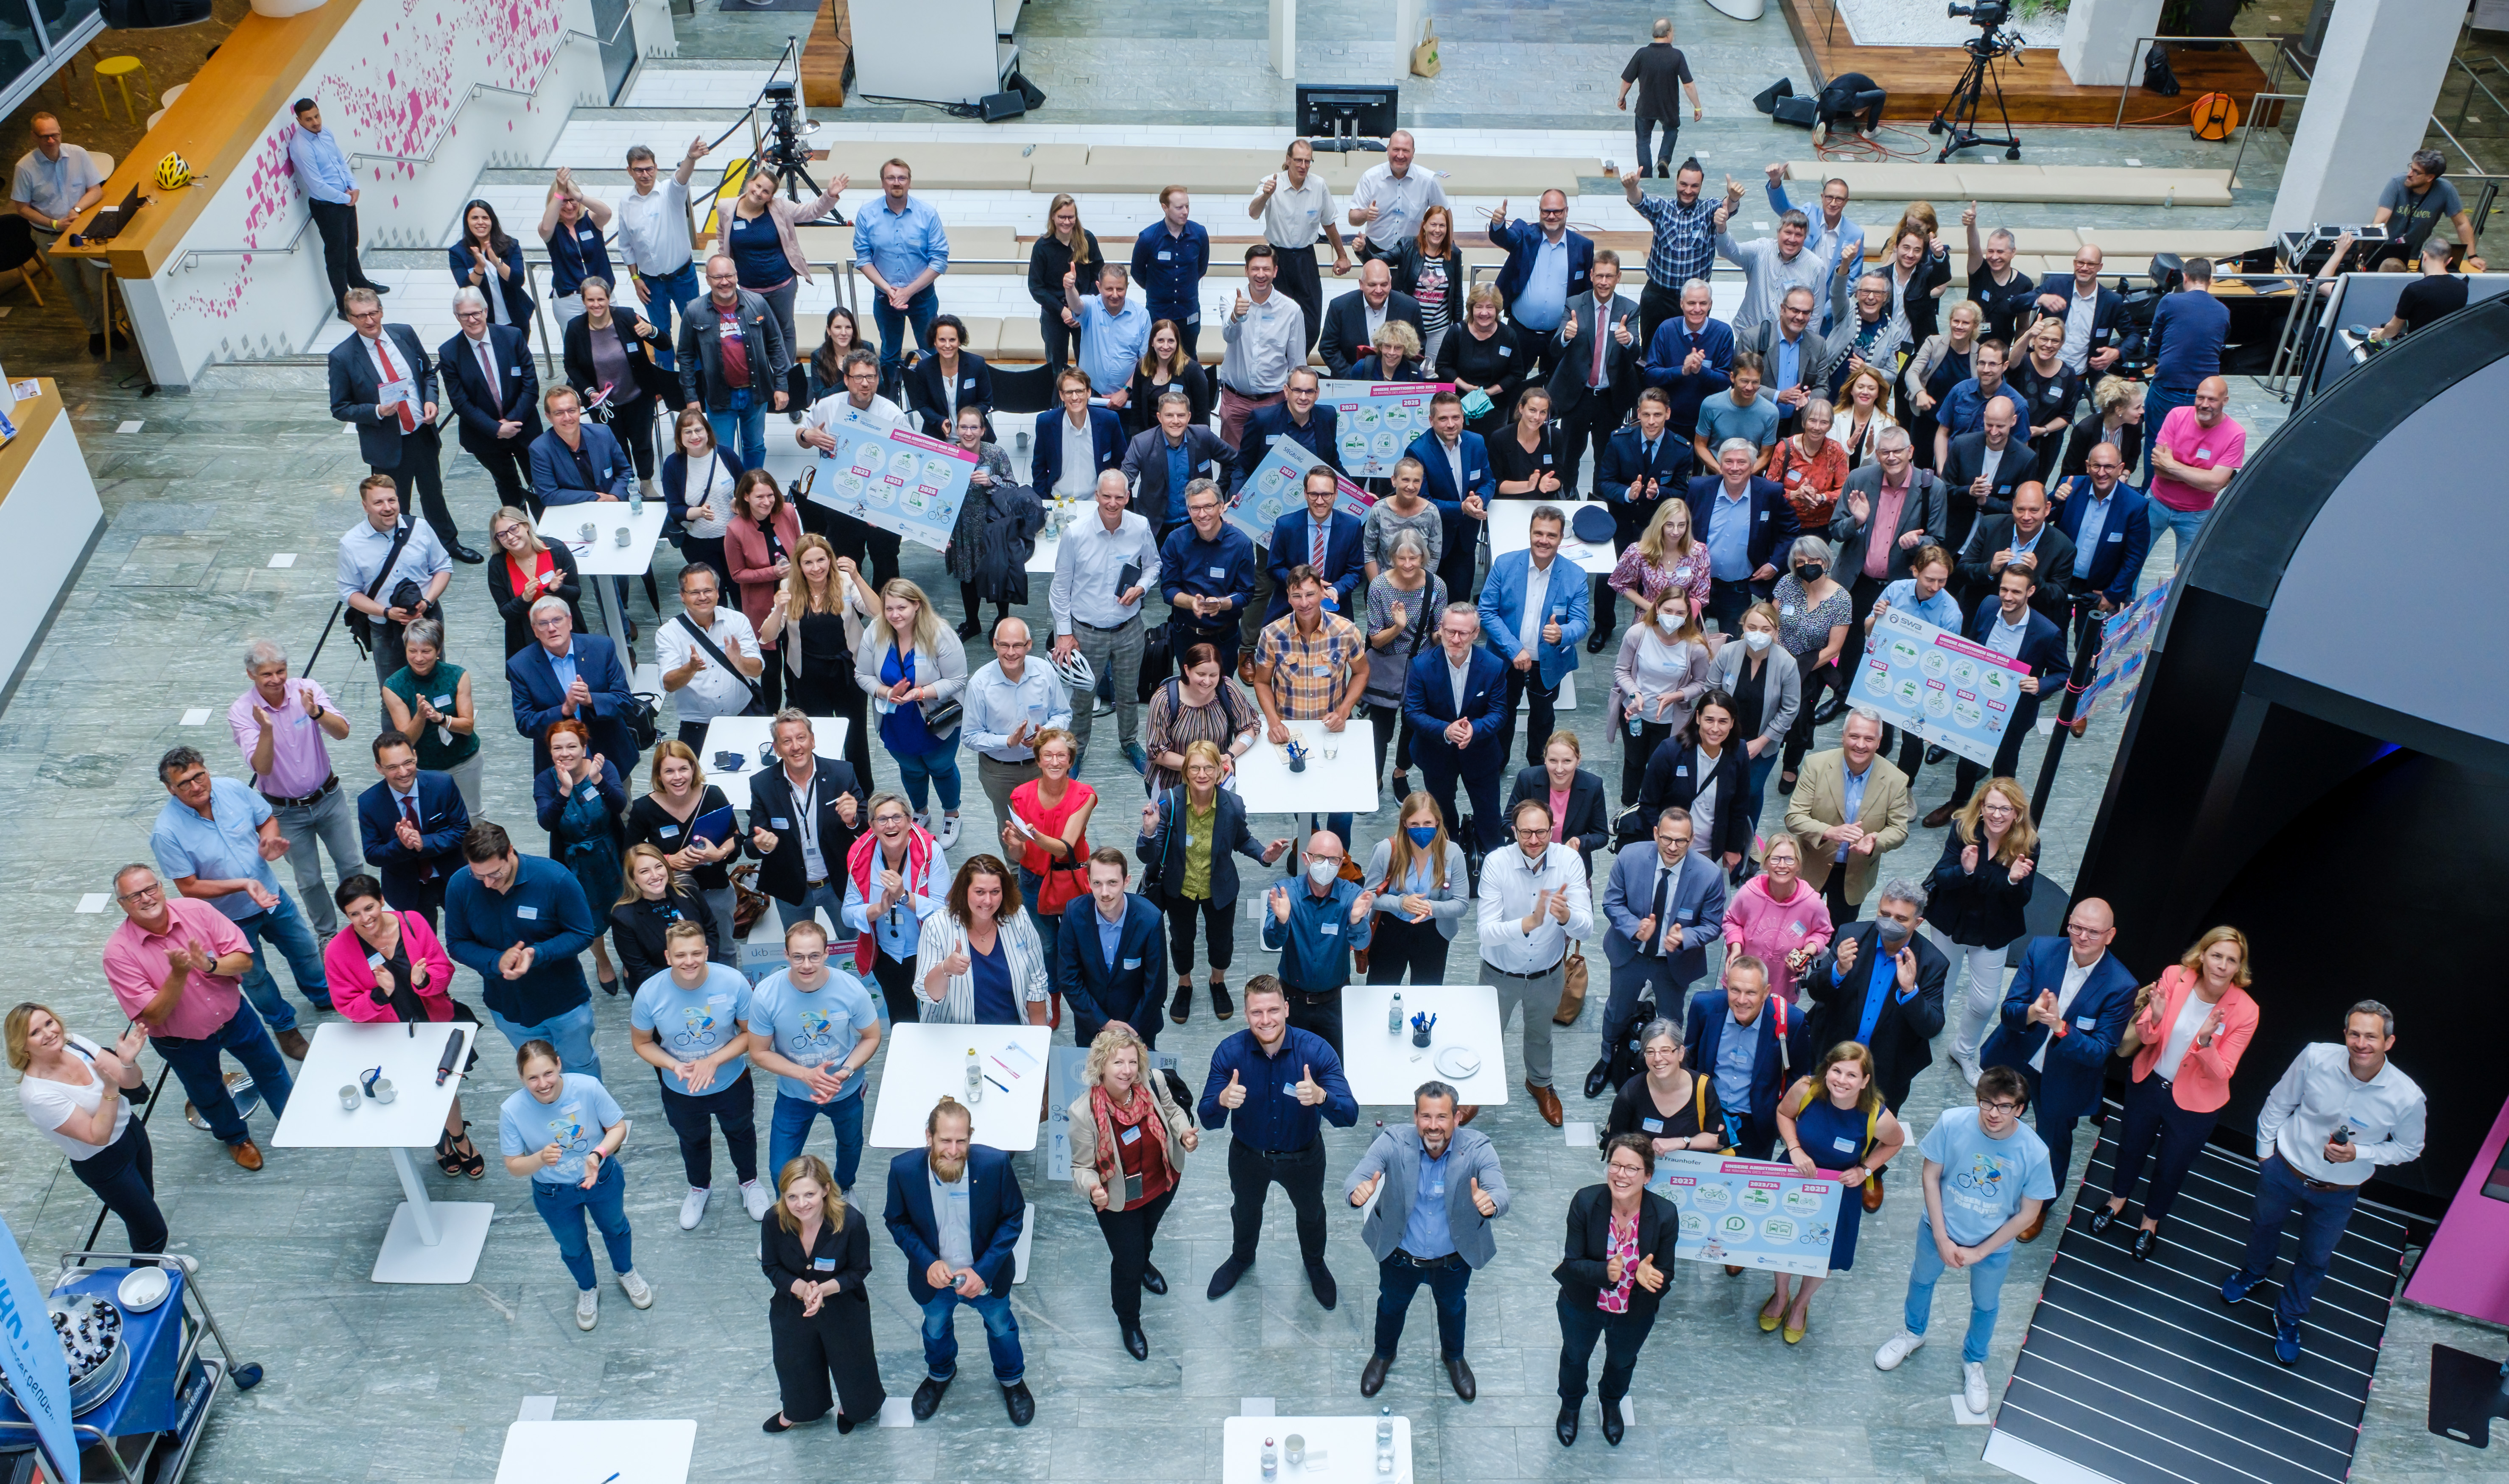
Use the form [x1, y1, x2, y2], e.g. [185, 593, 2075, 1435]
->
[752, 81, 841, 222]
[1947, 0, 2009, 26]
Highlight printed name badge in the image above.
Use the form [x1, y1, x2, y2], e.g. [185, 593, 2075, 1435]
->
[1284, 1082, 1302, 1097]
[431, 694, 453, 708]
[1833, 1135, 1859, 1153]
[1674, 765, 1689, 777]
[2106, 531, 2123, 542]
[1498, 345, 1513, 357]
[772, 817, 791, 829]
[1541, 454, 1553, 464]
[2075, 1015, 2098, 1030]
[516, 905, 539, 921]
[1676, 908, 1695, 922]
[367, 950, 388, 969]
[812, 1255, 837, 1270]
[1122, 957, 1142, 970]
[963, 377, 977, 390]
[1158, 250, 1173, 261]
[1118, 1124, 1142, 1145]
[1759, 511, 1770, 522]
[1640, 1116, 1665, 1133]
[1209, 566, 1227, 579]
[1781, 605, 1797, 616]
[1321, 922, 1339, 936]
[659, 824, 680, 838]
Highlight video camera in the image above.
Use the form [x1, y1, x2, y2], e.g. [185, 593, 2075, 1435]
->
[1947, 0, 2008, 26]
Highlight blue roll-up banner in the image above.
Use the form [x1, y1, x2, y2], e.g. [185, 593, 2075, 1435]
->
[0, 1213, 78, 1482]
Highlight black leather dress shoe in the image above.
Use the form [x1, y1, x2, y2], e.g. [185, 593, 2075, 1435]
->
[1207, 1256, 1249, 1299]
[910, 1375, 951, 1420]
[1586, 628, 1611, 654]
[1924, 743, 1949, 765]
[1307, 1261, 1338, 1310]
[1599, 1397, 1625, 1446]
[1140, 1262, 1167, 1295]
[1360, 1353, 1391, 1397]
[1003, 1381, 1035, 1426]
[2130, 1228, 2159, 1262]
[1170, 982, 1192, 1024]
[368, 282, 392, 294]
[448, 543, 485, 564]
[1555, 1402, 1579, 1447]
[1121, 1325, 1148, 1361]
[2088, 1204, 2117, 1235]
[1446, 1356, 1477, 1402]
[1582, 1058, 1614, 1100]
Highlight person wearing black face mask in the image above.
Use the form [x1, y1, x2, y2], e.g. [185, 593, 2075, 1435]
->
[1770, 537, 1850, 783]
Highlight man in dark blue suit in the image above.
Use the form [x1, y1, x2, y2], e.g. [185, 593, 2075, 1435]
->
[1057, 849, 1168, 1048]
[328, 290, 468, 562]
[355, 734, 469, 927]
[1979, 901, 2135, 1237]
[1684, 440, 1800, 633]
[506, 601, 641, 775]
[2049, 443, 2153, 652]
[1403, 392, 1495, 613]
[1933, 565, 2071, 826]
[1487, 191, 1595, 380]
[440, 290, 541, 520]
[1161, 481, 1260, 678]
[1592, 389, 1689, 649]
[885, 1100, 1032, 1425]
[1683, 954, 1805, 1159]
[528, 386, 634, 507]
[1264, 467, 1365, 621]
[1404, 605, 1511, 856]
[1031, 368, 1126, 499]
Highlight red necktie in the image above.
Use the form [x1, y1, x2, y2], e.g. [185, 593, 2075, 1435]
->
[1311, 521, 1325, 569]
[374, 335, 417, 433]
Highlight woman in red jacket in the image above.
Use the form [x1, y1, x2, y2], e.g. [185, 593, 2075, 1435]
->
[324, 873, 483, 1177]
[724, 470, 805, 711]
[2094, 925, 2260, 1260]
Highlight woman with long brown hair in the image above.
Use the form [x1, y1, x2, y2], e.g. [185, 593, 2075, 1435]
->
[856, 578, 970, 848]
[1028, 192, 1102, 376]
[756, 533, 879, 787]
[1123, 318, 1211, 435]
[1771, 1041, 1906, 1341]
[1928, 776, 2040, 1082]
[726, 470, 804, 711]
[1360, 791, 1472, 985]
[1387, 204, 1464, 367]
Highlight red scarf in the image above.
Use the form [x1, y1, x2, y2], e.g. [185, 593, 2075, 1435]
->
[844, 827, 934, 974]
[1089, 1079, 1174, 1208]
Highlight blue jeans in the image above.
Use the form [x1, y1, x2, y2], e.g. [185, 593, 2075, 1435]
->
[640, 264, 700, 371]
[233, 892, 330, 1027]
[2141, 384, 2193, 474]
[768, 1088, 865, 1193]
[1904, 1219, 2017, 1363]
[2157, 504, 2208, 569]
[710, 386, 769, 473]
[919, 1285, 1023, 1385]
[893, 729, 964, 813]
[1020, 866, 1062, 970]
[1743, 748, 1782, 840]
[488, 999, 602, 1081]
[1374, 1253, 1472, 1361]
[152, 998, 295, 1146]
[2232, 1152, 2359, 1327]
[870, 284, 939, 393]
[531, 1157, 634, 1290]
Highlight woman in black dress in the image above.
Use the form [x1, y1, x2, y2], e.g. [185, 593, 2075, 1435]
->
[756, 533, 879, 788]
[1123, 319, 1212, 435]
[1438, 287, 1524, 439]
[1488, 385, 1564, 499]
[760, 1154, 886, 1436]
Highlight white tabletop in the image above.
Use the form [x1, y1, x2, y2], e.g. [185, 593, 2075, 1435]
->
[1338, 985, 1512, 1106]
[698, 715, 851, 811]
[1026, 499, 1094, 573]
[1233, 718, 1377, 815]
[1485, 498, 1619, 575]
[271, 1021, 475, 1149]
[869, 1023, 1054, 1151]
[495, 1420, 696, 1484]
[536, 504, 668, 577]
[1221, 1415, 1414, 1484]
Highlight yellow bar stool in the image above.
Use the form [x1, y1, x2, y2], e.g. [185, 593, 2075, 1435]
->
[93, 55, 146, 124]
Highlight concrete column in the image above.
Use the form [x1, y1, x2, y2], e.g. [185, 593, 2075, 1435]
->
[2269, 0, 2459, 235]
[2058, 0, 2165, 89]
[1268, 0, 1295, 81]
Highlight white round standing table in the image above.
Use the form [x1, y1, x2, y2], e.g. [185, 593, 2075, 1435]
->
[270, 1021, 489, 1283]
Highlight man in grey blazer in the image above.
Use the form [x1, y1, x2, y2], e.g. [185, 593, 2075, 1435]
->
[1587, 806, 1728, 1099]
[1827, 424, 1948, 704]
[1344, 1081, 1509, 1403]
[1736, 285, 1833, 435]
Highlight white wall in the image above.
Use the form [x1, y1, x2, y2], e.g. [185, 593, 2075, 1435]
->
[0, 404, 103, 704]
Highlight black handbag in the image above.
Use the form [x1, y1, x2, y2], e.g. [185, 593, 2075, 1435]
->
[621, 690, 662, 749]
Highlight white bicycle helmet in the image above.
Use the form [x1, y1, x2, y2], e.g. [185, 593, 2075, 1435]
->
[1052, 646, 1096, 696]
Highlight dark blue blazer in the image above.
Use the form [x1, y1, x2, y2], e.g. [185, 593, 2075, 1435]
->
[1404, 429, 1494, 572]
[1138, 784, 1271, 905]
[438, 324, 542, 454]
[885, 1145, 1023, 1303]
[327, 325, 438, 470]
[506, 634, 641, 774]
[1403, 646, 1510, 779]
[446, 239, 534, 327]
[1264, 508, 1366, 620]
[1962, 602, 2072, 734]
[1486, 218, 1595, 309]
[1979, 937, 2138, 1123]
[1234, 402, 1341, 491]
[1685, 986, 1809, 1130]
[1055, 893, 1167, 1032]
[528, 424, 633, 508]
[2050, 474, 2154, 605]
[1030, 406, 1126, 494]
[905, 349, 996, 441]
[355, 773, 470, 912]
[1682, 474, 1801, 582]
[1596, 425, 1690, 505]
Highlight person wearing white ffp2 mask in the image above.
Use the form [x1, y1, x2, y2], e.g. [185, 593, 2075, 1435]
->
[1710, 600, 1801, 845]
[1258, 831, 1376, 1053]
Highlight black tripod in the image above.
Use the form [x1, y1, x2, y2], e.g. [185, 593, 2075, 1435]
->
[1931, 28, 2023, 162]
[754, 82, 843, 221]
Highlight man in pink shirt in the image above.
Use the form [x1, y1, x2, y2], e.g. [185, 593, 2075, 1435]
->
[228, 639, 365, 937]
[102, 864, 297, 1169]
[2146, 375, 2243, 563]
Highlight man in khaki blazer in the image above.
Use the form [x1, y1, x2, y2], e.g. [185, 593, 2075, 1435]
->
[1783, 707, 1912, 923]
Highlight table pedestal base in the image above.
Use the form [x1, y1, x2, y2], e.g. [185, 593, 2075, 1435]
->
[372, 1144, 495, 1283]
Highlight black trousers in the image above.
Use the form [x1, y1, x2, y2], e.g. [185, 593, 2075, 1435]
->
[69, 1118, 168, 1255]
[1637, 280, 1684, 355]
[1286, 988, 1344, 1056]
[2016, 1064, 2082, 1192]
[1556, 1293, 1655, 1403]
[1557, 398, 1617, 497]
[1623, 718, 1678, 804]
[1500, 664, 1561, 770]
[376, 423, 458, 546]
[2106, 1070, 2218, 1225]
[656, 1068, 759, 1188]
[1418, 753, 1505, 854]
[1369, 700, 1417, 787]
[1634, 114, 1681, 173]
[1705, 577, 1756, 636]
[461, 432, 536, 518]
[1780, 662, 1838, 772]
[1041, 307, 1077, 377]
[1272, 242, 1327, 354]
[602, 398, 659, 480]
[1227, 1136, 1329, 1266]
[869, 951, 919, 1026]
[307, 198, 376, 311]
[1165, 894, 1235, 976]
[1514, 319, 1566, 388]
[1834, 572, 1886, 697]
[1096, 1186, 1176, 1328]
[1822, 866, 1859, 927]
[1364, 912, 1452, 985]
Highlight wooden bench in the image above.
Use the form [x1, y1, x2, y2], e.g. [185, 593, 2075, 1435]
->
[1782, 161, 2234, 209]
[801, 0, 851, 110]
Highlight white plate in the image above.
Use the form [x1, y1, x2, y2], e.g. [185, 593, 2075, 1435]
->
[117, 1266, 169, 1312]
[1434, 1046, 1482, 1080]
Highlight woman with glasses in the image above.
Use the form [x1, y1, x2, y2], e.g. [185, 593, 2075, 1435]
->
[1604, 1019, 1727, 1152]
[1552, 1132, 1677, 1448]
[486, 508, 585, 658]
[1721, 834, 1830, 990]
[1770, 1041, 1905, 1342]
[381, 618, 482, 812]
[662, 409, 739, 583]
[1927, 777, 2039, 1083]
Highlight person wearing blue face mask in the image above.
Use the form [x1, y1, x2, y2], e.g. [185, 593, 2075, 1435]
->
[1361, 795, 1474, 987]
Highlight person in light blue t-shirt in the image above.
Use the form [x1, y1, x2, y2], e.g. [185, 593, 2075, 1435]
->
[746, 918, 884, 1193]
[630, 921, 763, 1230]
[1873, 1064, 2053, 1417]
[497, 1038, 652, 1330]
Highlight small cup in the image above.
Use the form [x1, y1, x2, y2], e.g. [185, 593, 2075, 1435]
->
[371, 1078, 397, 1105]
[613, 526, 632, 547]
[338, 1085, 360, 1111]
[1411, 1025, 1431, 1048]
[1284, 1434, 1305, 1468]
[577, 522, 596, 542]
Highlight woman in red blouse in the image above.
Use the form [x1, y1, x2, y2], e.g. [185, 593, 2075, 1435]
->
[1065, 1024, 1198, 1358]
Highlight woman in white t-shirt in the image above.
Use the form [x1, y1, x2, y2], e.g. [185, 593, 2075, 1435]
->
[8, 1004, 165, 1255]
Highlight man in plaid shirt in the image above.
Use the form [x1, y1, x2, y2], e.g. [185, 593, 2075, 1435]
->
[1252, 565, 1370, 846]
[1617, 161, 1719, 347]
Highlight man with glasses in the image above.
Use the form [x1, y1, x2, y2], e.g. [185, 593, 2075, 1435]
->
[1764, 167, 1863, 335]
[1874, 1064, 2053, 1419]
[2049, 441, 2152, 654]
[616, 137, 709, 372]
[1713, 189, 1828, 338]
[1475, 799, 1594, 1127]
[1488, 190, 1594, 381]
[962, 617, 1072, 831]
[1802, 875, 1943, 1115]
[440, 287, 542, 519]
[11, 113, 107, 351]
[1590, 806, 1726, 1099]
[1159, 479, 1257, 678]
[676, 254, 791, 473]
[1976, 900, 2135, 1239]
[1252, 563, 1368, 841]
[2031, 243, 2137, 382]
[855, 159, 950, 394]
[147, 746, 329, 1061]
[746, 918, 883, 1192]
[1260, 833, 1375, 1052]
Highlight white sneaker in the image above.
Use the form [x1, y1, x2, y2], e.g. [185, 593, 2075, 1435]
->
[1963, 1361, 1991, 1415]
[915, 809, 934, 837]
[575, 1287, 599, 1331]
[679, 1186, 711, 1230]
[936, 815, 962, 850]
[1875, 1329, 1926, 1370]
[1952, 1051, 1982, 1088]
[618, 1270, 654, 1309]
[741, 1179, 773, 1222]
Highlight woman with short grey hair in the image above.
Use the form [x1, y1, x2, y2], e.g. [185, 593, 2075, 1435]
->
[382, 616, 483, 812]
[1603, 1018, 1729, 1152]
[1363, 530, 1447, 796]
[1771, 535, 1851, 777]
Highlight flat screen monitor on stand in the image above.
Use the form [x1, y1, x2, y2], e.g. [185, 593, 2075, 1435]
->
[1297, 84, 1398, 153]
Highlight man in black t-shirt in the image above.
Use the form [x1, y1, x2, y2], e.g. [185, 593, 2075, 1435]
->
[2371, 237, 2470, 343]
[1961, 202, 2036, 345]
[1617, 19, 1702, 179]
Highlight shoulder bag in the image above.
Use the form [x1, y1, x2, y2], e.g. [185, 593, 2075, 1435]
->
[675, 613, 765, 711]
[344, 519, 418, 657]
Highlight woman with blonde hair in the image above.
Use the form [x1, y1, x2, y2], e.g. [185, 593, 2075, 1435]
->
[610, 841, 726, 989]
[856, 578, 971, 848]
[1829, 366, 1899, 472]
[1361, 791, 1473, 985]
[1028, 192, 1102, 376]
[1067, 1023, 1199, 1358]
[758, 533, 878, 786]
[1926, 777, 2039, 1081]
[2063, 371, 2146, 479]
[2097, 926, 2260, 1258]
[1607, 495, 1710, 629]
[1007, 727, 1097, 971]
[627, 742, 740, 951]
[1770, 1041, 1906, 1340]
[1440, 285, 1524, 437]
[1351, 319, 1427, 382]
[1138, 738, 1285, 1024]
[915, 855, 1052, 1026]
[1610, 591, 1714, 804]
[486, 505, 585, 656]
[9, 1003, 165, 1254]
[761, 1152, 886, 1434]
[1903, 297, 1979, 463]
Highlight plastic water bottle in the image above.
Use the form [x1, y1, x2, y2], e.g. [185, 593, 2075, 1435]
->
[1375, 1408, 1395, 1473]
[1389, 991, 1403, 1033]
[965, 1049, 982, 1103]
[629, 483, 644, 517]
[1260, 1438, 1278, 1480]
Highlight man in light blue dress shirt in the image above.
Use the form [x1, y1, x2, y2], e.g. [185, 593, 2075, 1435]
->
[853, 160, 951, 393]
[10, 112, 107, 347]
[287, 99, 386, 318]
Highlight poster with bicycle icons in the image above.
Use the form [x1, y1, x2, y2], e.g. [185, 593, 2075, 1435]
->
[1647, 1151, 1844, 1278]
[1223, 438, 1375, 547]
[1855, 603, 2032, 768]
[810, 423, 979, 552]
[1320, 378, 1452, 478]
[2073, 576, 2171, 724]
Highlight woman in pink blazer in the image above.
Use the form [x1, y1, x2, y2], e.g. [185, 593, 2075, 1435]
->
[1721, 834, 1832, 998]
[724, 470, 807, 711]
[2093, 925, 2260, 1260]
[324, 874, 483, 1178]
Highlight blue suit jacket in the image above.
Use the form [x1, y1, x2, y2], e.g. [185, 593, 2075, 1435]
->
[1233, 402, 1340, 491]
[1402, 646, 1510, 779]
[355, 772, 470, 912]
[1055, 893, 1166, 1031]
[1403, 430, 1494, 514]
[1682, 474, 1800, 584]
[884, 1145, 1024, 1303]
[1029, 406, 1125, 494]
[327, 325, 438, 469]
[1962, 602, 2072, 733]
[1685, 986, 1808, 1130]
[1596, 425, 1690, 505]
[1978, 938, 2138, 1122]
[2051, 475, 2154, 605]
[1598, 842, 1726, 979]
[438, 324, 542, 453]
[1478, 549, 1592, 689]
[506, 634, 641, 773]
[528, 424, 632, 508]
[1486, 218, 1595, 309]
[1265, 508, 1366, 620]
